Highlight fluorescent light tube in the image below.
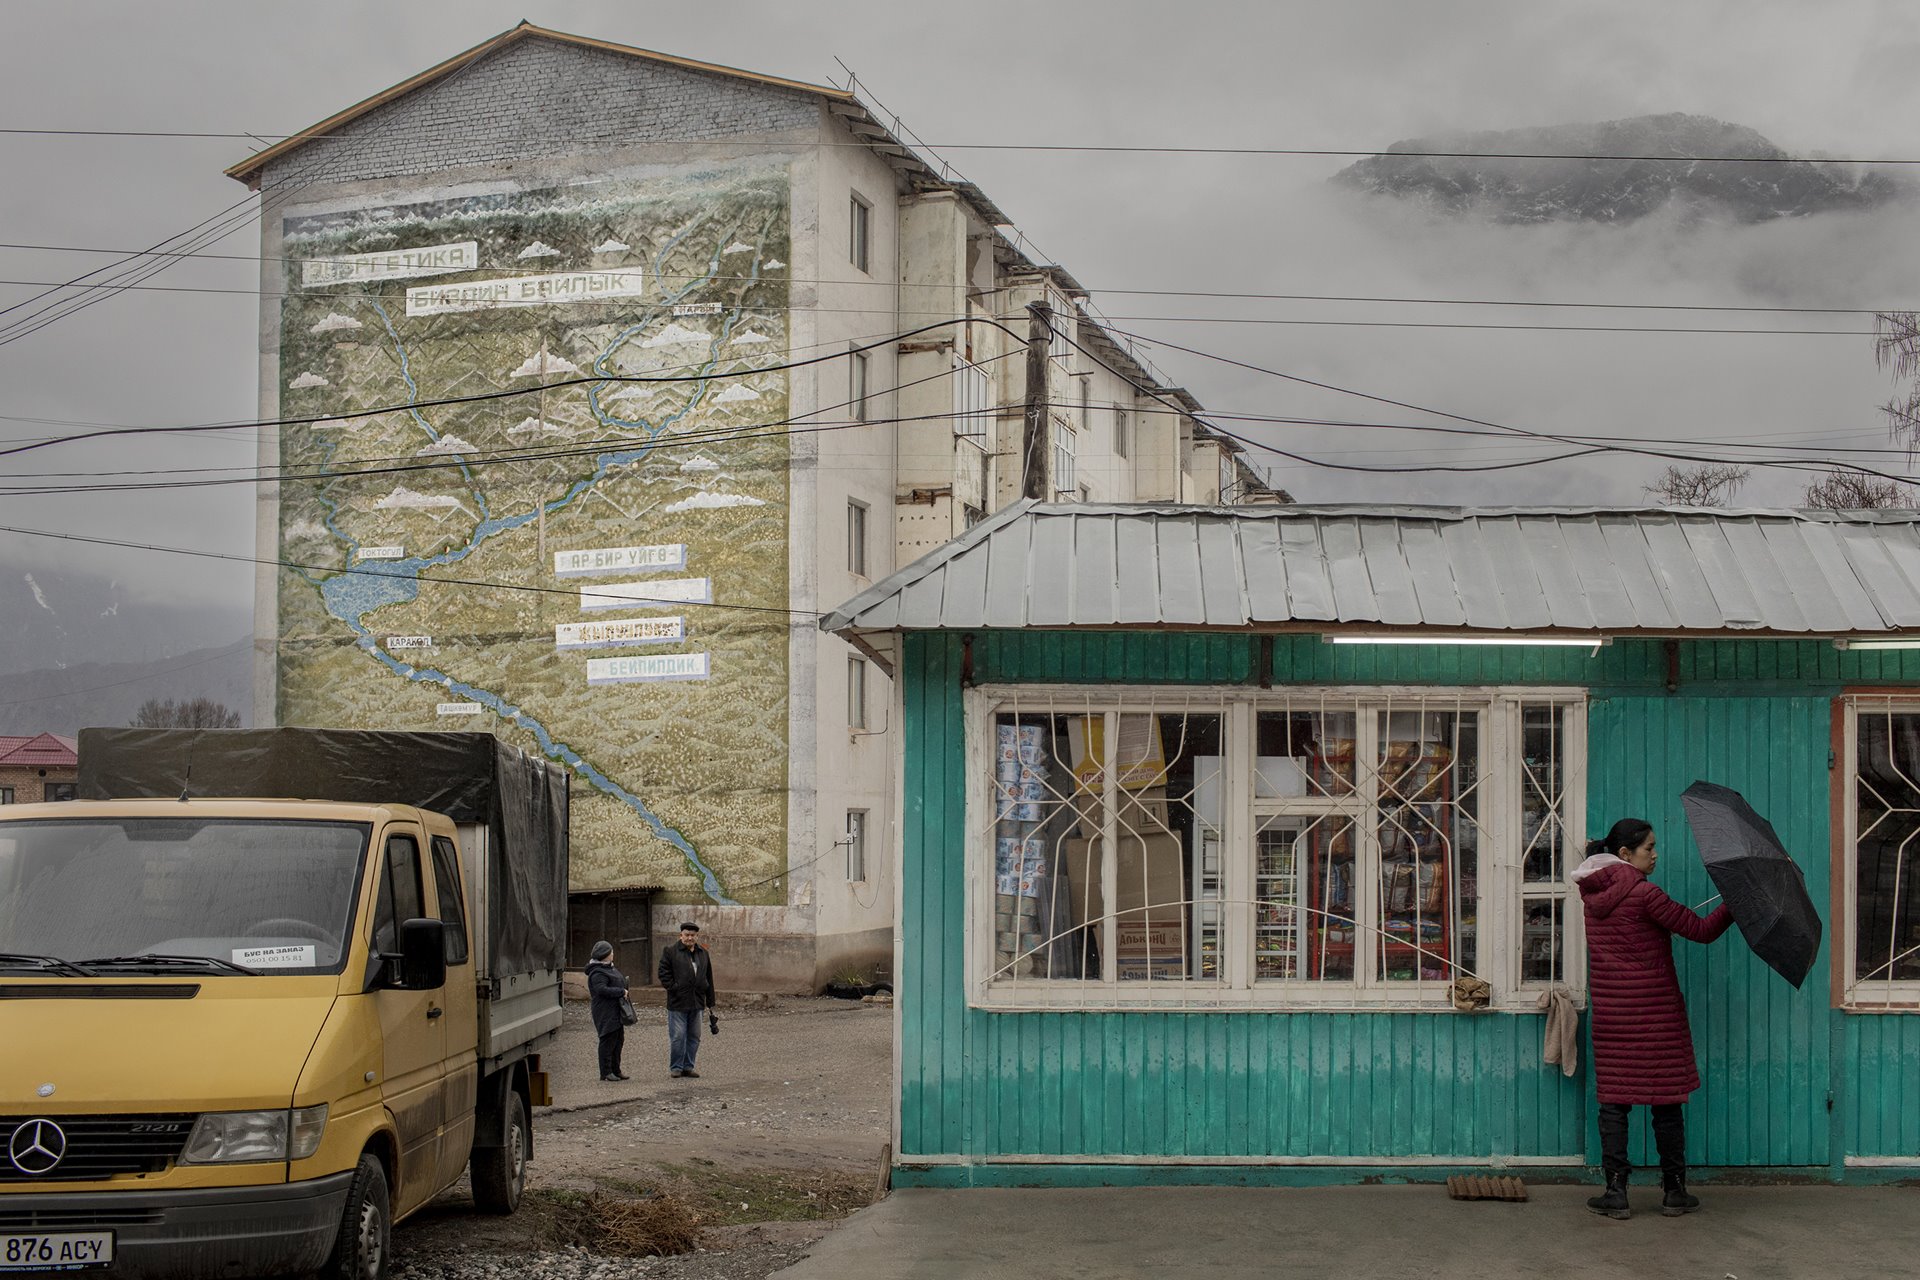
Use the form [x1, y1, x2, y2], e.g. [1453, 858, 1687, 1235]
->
[1327, 635, 1609, 647]
[1836, 639, 1920, 651]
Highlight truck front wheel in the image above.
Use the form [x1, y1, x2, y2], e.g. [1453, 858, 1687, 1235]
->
[322, 1152, 391, 1280]
[470, 1091, 527, 1214]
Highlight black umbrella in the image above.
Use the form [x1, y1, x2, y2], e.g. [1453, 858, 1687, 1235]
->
[1679, 780, 1823, 988]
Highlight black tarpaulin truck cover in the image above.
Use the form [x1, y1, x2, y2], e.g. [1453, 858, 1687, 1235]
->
[76, 726, 569, 974]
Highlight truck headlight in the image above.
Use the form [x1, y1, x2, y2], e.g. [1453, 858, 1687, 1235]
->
[182, 1106, 328, 1163]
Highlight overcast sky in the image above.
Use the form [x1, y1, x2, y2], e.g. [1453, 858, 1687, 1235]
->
[4, 0, 1920, 615]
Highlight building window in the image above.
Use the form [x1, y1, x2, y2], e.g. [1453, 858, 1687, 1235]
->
[0, 787, 13, 804]
[848, 657, 869, 730]
[1845, 697, 1920, 1005]
[1078, 380, 1091, 433]
[954, 358, 991, 445]
[1113, 405, 1129, 459]
[45, 783, 76, 803]
[970, 686, 1585, 1010]
[849, 348, 869, 422]
[847, 499, 869, 578]
[849, 193, 871, 273]
[846, 810, 869, 882]
[1052, 417, 1077, 493]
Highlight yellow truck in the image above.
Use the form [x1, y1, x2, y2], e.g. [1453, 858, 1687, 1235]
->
[0, 728, 569, 1279]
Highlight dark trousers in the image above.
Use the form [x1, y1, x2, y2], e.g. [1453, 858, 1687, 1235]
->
[1598, 1101, 1685, 1183]
[597, 1027, 625, 1078]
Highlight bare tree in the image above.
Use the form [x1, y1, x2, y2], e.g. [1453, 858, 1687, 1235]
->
[1802, 472, 1915, 510]
[130, 697, 241, 729]
[1646, 463, 1751, 507]
[1875, 311, 1920, 450]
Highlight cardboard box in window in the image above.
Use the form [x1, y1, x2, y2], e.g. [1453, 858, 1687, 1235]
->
[1061, 830, 1186, 933]
[1116, 953, 1186, 981]
[1114, 921, 1186, 955]
[1066, 786, 1172, 838]
[1065, 714, 1168, 794]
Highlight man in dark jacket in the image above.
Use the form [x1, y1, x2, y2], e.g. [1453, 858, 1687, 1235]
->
[658, 921, 716, 1078]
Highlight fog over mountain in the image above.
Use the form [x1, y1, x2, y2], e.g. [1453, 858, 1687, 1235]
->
[1335, 114, 1906, 224]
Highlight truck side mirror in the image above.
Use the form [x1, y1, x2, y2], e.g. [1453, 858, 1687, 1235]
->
[399, 918, 448, 991]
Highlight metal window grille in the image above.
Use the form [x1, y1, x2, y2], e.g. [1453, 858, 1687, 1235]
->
[1845, 697, 1920, 1006]
[953, 358, 992, 444]
[970, 686, 1584, 1011]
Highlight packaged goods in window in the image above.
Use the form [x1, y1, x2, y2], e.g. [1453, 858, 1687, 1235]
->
[995, 836, 1047, 897]
[1116, 953, 1186, 981]
[996, 723, 1046, 766]
[1066, 785, 1172, 838]
[1065, 714, 1168, 794]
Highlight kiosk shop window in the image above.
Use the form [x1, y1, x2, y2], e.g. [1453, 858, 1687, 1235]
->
[970, 687, 1585, 1011]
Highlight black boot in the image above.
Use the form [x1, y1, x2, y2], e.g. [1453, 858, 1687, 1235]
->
[1586, 1171, 1631, 1220]
[1661, 1172, 1700, 1216]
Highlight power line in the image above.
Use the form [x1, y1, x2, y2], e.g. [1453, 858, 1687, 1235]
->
[12, 239, 1906, 316]
[0, 524, 824, 621]
[7, 127, 1917, 164]
[0, 316, 1023, 460]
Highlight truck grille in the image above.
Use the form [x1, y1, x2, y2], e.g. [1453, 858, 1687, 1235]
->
[0, 1115, 195, 1182]
[0, 1208, 165, 1230]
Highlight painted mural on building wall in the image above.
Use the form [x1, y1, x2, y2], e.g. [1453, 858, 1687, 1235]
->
[275, 164, 791, 904]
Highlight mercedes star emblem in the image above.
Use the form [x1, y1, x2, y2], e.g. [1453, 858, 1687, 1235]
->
[8, 1118, 66, 1176]
[36, 1084, 55, 1098]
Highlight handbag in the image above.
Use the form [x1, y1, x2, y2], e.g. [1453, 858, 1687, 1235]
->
[617, 994, 638, 1026]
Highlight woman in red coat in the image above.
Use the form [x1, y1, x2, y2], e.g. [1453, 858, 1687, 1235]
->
[1574, 817, 1733, 1220]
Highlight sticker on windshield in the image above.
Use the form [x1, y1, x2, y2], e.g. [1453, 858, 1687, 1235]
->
[233, 945, 317, 968]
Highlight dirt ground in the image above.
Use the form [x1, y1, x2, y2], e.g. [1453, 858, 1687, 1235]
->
[391, 996, 892, 1280]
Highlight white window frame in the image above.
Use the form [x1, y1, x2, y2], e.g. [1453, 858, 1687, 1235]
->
[847, 809, 869, 882]
[1052, 415, 1077, 494]
[964, 684, 1588, 1012]
[1113, 404, 1129, 459]
[849, 347, 870, 422]
[846, 499, 868, 578]
[849, 192, 871, 273]
[1842, 695, 1920, 1007]
[848, 656, 869, 730]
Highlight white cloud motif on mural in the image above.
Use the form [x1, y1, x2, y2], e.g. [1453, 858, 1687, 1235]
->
[289, 371, 330, 389]
[713, 383, 760, 403]
[310, 312, 363, 334]
[721, 241, 755, 256]
[680, 455, 722, 472]
[509, 350, 583, 379]
[507, 416, 570, 436]
[516, 240, 562, 259]
[763, 258, 784, 270]
[664, 492, 765, 513]
[416, 435, 479, 457]
[372, 486, 471, 515]
[729, 329, 775, 346]
[641, 322, 710, 348]
[283, 518, 331, 541]
[591, 238, 631, 253]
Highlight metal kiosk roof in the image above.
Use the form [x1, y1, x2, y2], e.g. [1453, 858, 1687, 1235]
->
[821, 501, 1920, 670]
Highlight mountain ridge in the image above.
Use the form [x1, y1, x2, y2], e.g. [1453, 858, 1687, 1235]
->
[1333, 112, 1904, 223]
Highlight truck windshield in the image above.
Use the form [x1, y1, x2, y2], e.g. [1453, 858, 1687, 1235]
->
[0, 818, 369, 976]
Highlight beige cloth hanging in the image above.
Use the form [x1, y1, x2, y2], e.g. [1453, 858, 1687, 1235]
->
[1538, 985, 1580, 1077]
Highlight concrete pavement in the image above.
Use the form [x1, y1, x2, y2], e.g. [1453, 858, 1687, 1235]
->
[772, 1184, 1918, 1279]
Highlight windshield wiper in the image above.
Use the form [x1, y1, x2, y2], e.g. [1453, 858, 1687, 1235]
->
[0, 952, 96, 977]
[78, 953, 262, 976]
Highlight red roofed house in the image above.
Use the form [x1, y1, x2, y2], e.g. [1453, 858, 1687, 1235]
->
[0, 733, 79, 804]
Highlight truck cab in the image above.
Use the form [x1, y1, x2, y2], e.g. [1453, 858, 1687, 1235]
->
[0, 778, 558, 1279]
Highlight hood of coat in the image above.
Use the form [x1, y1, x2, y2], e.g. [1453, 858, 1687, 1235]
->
[1576, 857, 1643, 919]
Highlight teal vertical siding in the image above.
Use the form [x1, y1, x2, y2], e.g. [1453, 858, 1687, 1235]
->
[1586, 695, 1833, 1170]
[899, 630, 1919, 1175]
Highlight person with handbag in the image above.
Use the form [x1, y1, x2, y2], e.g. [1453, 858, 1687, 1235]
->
[586, 940, 633, 1082]
[658, 921, 717, 1078]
